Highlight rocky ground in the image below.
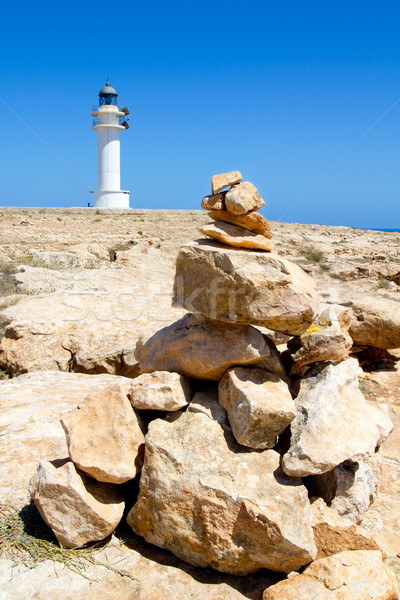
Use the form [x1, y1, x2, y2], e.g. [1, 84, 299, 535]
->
[0, 207, 399, 599]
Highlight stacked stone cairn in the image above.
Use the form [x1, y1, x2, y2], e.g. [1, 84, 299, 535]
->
[29, 171, 399, 598]
[200, 170, 273, 251]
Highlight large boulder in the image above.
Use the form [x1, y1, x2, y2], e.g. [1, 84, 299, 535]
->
[282, 359, 393, 477]
[218, 367, 295, 449]
[133, 313, 274, 380]
[0, 371, 133, 509]
[61, 385, 145, 484]
[128, 371, 191, 411]
[127, 412, 317, 575]
[29, 459, 125, 549]
[263, 550, 399, 600]
[173, 240, 319, 335]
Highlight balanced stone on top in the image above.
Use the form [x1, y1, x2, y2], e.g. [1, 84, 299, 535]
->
[211, 171, 242, 194]
[225, 181, 265, 215]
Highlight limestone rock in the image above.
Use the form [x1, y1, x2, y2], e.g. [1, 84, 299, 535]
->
[349, 296, 400, 349]
[199, 222, 274, 251]
[134, 313, 273, 380]
[263, 550, 399, 600]
[29, 459, 125, 549]
[173, 240, 319, 335]
[218, 367, 295, 449]
[311, 497, 381, 559]
[0, 262, 185, 377]
[310, 459, 380, 524]
[211, 171, 242, 194]
[282, 359, 393, 477]
[61, 385, 145, 484]
[209, 209, 272, 238]
[225, 182, 265, 215]
[128, 371, 191, 411]
[127, 412, 317, 575]
[187, 385, 229, 425]
[287, 329, 353, 375]
[361, 405, 400, 557]
[201, 193, 226, 211]
[0, 371, 133, 509]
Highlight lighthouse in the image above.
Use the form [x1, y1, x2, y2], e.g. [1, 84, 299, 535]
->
[91, 81, 130, 209]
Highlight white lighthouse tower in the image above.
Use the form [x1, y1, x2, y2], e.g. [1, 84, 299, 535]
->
[91, 81, 130, 209]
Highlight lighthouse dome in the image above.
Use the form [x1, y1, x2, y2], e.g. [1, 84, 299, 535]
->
[99, 81, 118, 106]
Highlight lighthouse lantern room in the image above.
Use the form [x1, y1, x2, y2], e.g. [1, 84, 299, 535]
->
[91, 81, 130, 209]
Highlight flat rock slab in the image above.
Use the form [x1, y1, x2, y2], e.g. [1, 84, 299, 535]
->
[0, 371, 133, 509]
[61, 385, 145, 484]
[29, 459, 125, 548]
[0, 263, 185, 377]
[0, 533, 283, 600]
[263, 550, 399, 600]
[199, 222, 274, 251]
[127, 412, 317, 575]
[209, 209, 272, 238]
[282, 359, 393, 477]
[128, 371, 191, 411]
[211, 171, 242, 194]
[173, 240, 319, 335]
[218, 367, 295, 449]
[225, 182, 264, 215]
[133, 313, 273, 380]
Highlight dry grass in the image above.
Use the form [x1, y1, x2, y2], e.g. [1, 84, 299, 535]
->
[302, 247, 326, 262]
[0, 502, 138, 582]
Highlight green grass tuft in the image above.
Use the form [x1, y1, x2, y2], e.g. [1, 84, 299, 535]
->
[378, 278, 391, 289]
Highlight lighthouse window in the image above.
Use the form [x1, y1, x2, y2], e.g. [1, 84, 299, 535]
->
[99, 94, 118, 106]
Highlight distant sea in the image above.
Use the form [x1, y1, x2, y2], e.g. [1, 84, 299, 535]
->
[363, 228, 400, 233]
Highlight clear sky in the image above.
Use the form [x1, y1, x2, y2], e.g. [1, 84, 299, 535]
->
[1, 0, 400, 228]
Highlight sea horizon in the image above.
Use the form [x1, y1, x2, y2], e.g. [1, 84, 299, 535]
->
[365, 228, 400, 233]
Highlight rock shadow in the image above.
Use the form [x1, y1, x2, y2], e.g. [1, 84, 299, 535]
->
[114, 526, 283, 600]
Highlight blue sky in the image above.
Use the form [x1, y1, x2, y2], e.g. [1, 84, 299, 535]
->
[1, 0, 400, 228]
